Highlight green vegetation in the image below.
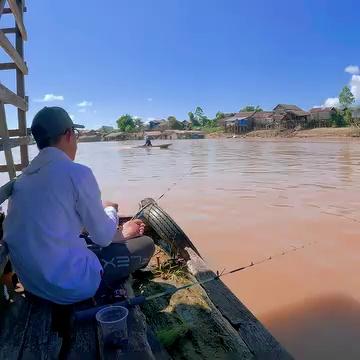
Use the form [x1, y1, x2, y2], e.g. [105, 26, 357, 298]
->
[167, 116, 183, 130]
[116, 114, 135, 132]
[240, 105, 263, 112]
[331, 110, 346, 127]
[339, 86, 355, 109]
[156, 322, 190, 349]
[154, 258, 187, 281]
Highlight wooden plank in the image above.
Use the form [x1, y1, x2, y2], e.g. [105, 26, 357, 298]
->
[186, 248, 293, 360]
[0, 135, 30, 150]
[0, 296, 32, 360]
[65, 304, 99, 360]
[0, 30, 28, 75]
[15, 12, 29, 168]
[0, 62, 17, 70]
[98, 279, 155, 360]
[98, 307, 155, 360]
[2, 6, 27, 14]
[0, 83, 27, 111]
[0, 163, 22, 172]
[0, 0, 6, 19]
[0, 102, 16, 179]
[1, 27, 17, 34]
[0, 179, 15, 204]
[8, 127, 30, 136]
[7, 0, 27, 41]
[20, 300, 62, 359]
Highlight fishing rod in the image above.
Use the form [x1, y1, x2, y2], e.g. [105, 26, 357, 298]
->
[74, 241, 315, 321]
[131, 161, 195, 220]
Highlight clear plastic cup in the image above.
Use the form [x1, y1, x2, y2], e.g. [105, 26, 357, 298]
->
[96, 305, 129, 347]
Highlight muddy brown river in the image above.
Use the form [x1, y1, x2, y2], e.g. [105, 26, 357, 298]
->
[3, 139, 360, 359]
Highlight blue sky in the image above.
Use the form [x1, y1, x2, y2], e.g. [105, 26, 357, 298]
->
[1, 0, 360, 129]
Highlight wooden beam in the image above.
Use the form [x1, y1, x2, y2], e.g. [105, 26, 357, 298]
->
[0, 180, 15, 205]
[2, 6, 27, 14]
[0, 62, 17, 70]
[0, 102, 16, 180]
[8, 127, 30, 136]
[7, 0, 27, 41]
[0, 135, 30, 151]
[0, 164, 22, 172]
[0, 0, 6, 18]
[0, 31, 28, 75]
[15, 6, 29, 167]
[1, 27, 17, 34]
[186, 248, 293, 359]
[0, 83, 28, 111]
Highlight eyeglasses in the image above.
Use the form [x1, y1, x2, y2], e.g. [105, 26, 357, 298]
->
[63, 127, 80, 140]
[72, 127, 81, 139]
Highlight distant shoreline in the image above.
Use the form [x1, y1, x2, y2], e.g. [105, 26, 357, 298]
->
[206, 127, 360, 140]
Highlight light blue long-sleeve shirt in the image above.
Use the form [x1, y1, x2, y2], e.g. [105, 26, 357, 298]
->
[4, 147, 118, 304]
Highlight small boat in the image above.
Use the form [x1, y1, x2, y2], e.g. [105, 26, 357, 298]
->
[0, 199, 291, 359]
[134, 143, 172, 149]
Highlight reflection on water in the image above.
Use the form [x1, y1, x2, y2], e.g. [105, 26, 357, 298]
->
[2, 139, 360, 359]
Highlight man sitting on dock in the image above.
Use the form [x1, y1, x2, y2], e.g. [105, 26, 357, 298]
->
[4, 106, 155, 304]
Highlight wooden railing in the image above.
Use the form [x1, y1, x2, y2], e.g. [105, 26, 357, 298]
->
[0, 0, 29, 204]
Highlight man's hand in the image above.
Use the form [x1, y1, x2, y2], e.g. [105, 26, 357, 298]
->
[121, 219, 145, 240]
[103, 200, 119, 212]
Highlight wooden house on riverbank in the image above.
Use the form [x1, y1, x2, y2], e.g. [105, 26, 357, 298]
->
[273, 104, 310, 129]
[309, 107, 336, 127]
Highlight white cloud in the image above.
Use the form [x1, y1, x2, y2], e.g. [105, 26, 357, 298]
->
[323, 97, 340, 107]
[345, 65, 360, 75]
[147, 98, 153, 102]
[34, 94, 64, 102]
[350, 74, 360, 99]
[147, 117, 155, 121]
[77, 100, 93, 107]
[69, 114, 75, 120]
[78, 108, 86, 113]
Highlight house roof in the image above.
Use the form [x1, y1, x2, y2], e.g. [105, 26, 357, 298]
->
[310, 107, 336, 113]
[274, 104, 304, 111]
[252, 111, 274, 120]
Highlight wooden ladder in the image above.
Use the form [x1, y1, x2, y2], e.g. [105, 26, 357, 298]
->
[0, 0, 29, 202]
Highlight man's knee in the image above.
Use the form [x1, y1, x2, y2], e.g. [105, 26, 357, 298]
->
[138, 236, 155, 266]
[127, 235, 154, 270]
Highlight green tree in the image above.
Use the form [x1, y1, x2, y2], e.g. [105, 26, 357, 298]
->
[167, 116, 183, 130]
[240, 105, 263, 112]
[117, 114, 135, 132]
[188, 111, 200, 126]
[215, 111, 225, 120]
[339, 86, 355, 108]
[331, 109, 345, 127]
[194, 107, 209, 126]
[344, 108, 353, 126]
[134, 117, 144, 131]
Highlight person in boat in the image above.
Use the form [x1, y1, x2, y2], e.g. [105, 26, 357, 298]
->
[3, 106, 155, 305]
[144, 134, 152, 147]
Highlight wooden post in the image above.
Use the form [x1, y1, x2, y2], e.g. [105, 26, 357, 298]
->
[0, 0, 6, 20]
[15, 0, 28, 168]
[0, 102, 16, 180]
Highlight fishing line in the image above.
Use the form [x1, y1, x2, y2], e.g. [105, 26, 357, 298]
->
[75, 240, 315, 320]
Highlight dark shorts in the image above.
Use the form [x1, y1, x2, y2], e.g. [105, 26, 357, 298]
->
[90, 236, 155, 287]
